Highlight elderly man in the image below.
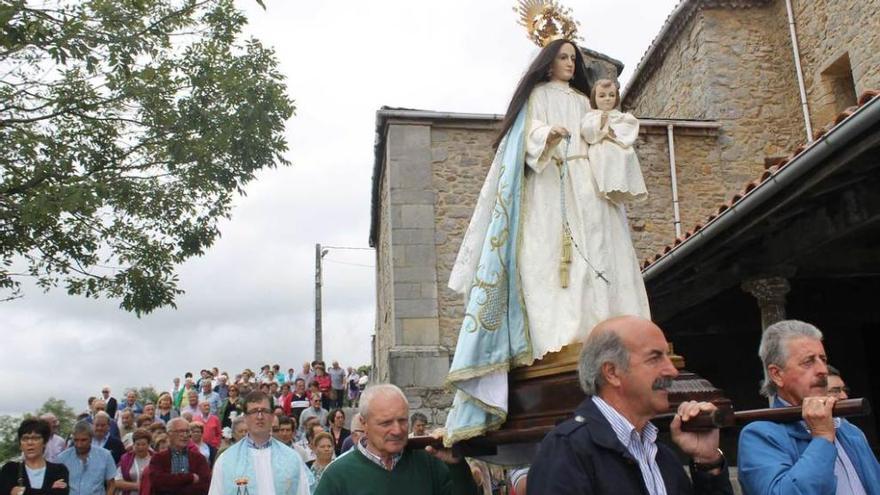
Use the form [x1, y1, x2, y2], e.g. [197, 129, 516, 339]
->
[150, 418, 212, 495]
[118, 409, 136, 441]
[298, 393, 328, 428]
[57, 421, 116, 495]
[40, 413, 67, 462]
[181, 390, 200, 418]
[120, 391, 143, 416]
[213, 375, 229, 401]
[528, 316, 733, 494]
[327, 361, 346, 409]
[199, 381, 221, 416]
[92, 412, 125, 464]
[314, 384, 479, 495]
[295, 362, 314, 389]
[738, 320, 880, 494]
[208, 391, 314, 495]
[101, 387, 118, 420]
[88, 399, 121, 440]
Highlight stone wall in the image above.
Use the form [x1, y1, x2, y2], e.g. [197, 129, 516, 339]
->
[791, 0, 880, 128]
[374, 153, 393, 383]
[431, 124, 500, 350]
[624, 2, 805, 238]
[627, 125, 723, 261]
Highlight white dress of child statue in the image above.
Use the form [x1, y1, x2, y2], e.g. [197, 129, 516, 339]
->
[518, 79, 650, 359]
[581, 80, 649, 204]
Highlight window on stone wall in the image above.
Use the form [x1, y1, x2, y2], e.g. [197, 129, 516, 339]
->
[820, 53, 857, 117]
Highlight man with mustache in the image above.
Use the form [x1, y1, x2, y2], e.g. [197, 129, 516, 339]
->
[738, 320, 880, 494]
[313, 384, 479, 494]
[528, 316, 733, 494]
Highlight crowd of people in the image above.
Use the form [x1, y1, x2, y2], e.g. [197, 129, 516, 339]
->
[2, 317, 879, 495]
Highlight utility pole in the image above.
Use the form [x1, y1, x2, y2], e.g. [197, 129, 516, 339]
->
[314, 243, 328, 361]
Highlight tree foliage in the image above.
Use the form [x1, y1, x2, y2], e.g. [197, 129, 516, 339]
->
[35, 396, 77, 437]
[0, 414, 19, 462]
[0, 0, 294, 314]
[137, 385, 159, 405]
[0, 397, 77, 463]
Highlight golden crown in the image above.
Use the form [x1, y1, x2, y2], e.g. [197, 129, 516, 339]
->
[515, 0, 581, 48]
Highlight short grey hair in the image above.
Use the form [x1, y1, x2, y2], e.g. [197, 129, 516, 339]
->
[93, 411, 111, 423]
[72, 421, 93, 438]
[166, 417, 189, 432]
[578, 329, 630, 396]
[759, 319, 823, 398]
[231, 414, 246, 429]
[358, 383, 408, 419]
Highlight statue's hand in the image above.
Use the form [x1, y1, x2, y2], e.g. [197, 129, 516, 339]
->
[547, 126, 570, 146]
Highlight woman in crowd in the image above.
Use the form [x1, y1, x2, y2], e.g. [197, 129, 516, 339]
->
[278, 383, 293, 417]
[326, 409, 350, 457]
[155, 393, 178, 424]
[115, 429, 152, 495]
[0, 418, 69, 495]
[151, 432, 169, 452]
[305, 432, 335, 485]
[189, 422, 217, 466]
[218, 384, 244, 429]
[312, 364, 332, 410]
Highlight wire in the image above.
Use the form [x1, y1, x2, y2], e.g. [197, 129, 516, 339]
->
[323, 259, 375, 268]
[321, 245, 374, 251]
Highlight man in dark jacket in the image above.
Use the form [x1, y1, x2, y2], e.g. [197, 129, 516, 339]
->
[92, 412, 125, 464]
[150, 418, 211, 495]
[528, 316, 734, 495]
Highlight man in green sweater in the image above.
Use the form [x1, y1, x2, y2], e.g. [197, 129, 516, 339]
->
[314, 384, 479, 495]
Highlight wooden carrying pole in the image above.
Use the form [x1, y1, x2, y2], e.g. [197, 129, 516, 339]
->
[407, 398, 871, 454]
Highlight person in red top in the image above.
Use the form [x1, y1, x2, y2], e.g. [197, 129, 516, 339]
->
[312, 363, 332, 410]
[193, 401, 222, 449]
[278, 383, 294, 417]
[150, 418, 211, 495]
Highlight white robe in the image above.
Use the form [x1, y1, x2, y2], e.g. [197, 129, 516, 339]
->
[451, 80, 650, 361]
[582, 109, 648, 204]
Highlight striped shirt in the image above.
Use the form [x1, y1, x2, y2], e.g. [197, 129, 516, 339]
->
[356, 438, 402, 471]
[592, 396, 667, 495]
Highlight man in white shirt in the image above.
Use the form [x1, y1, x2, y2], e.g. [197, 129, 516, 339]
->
[208, 391, 313, 495]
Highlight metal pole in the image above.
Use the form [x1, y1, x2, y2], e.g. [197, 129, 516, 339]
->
[315, 243, 323, 361]
[785, 0, 813, 142]
[667, 124, 683, 238]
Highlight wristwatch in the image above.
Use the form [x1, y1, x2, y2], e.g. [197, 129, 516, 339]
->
[691, 448, 725, 472]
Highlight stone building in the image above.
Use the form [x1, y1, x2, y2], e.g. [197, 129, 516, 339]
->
[368, 0, 880, 434]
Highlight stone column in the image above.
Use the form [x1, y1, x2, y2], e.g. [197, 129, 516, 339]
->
[741, 277, 791, 330]
[385, 123, 449, 389]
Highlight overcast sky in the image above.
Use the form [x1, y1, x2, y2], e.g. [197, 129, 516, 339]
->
[0, 0, 680, 416]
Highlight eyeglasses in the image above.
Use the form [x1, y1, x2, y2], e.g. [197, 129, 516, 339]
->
[245, 408, 272, 417]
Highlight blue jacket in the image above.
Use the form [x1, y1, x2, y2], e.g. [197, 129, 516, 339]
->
[528, 398, 734, 494]
[738, 397, 880, 495]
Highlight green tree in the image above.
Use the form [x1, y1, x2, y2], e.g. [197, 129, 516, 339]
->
[1, 0, 294, 314]
[137, 386, 159, 405]
[0, 414, 21, 462]
[35, 397, 77, 438]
